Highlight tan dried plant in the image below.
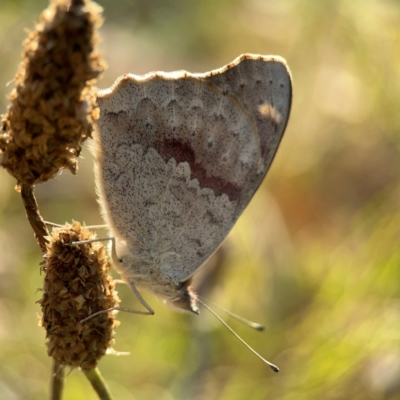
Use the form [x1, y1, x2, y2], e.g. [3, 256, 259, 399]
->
[0, 0, 120, 378]
[39, 221, 120, 370]
[0, 0, 106, 186]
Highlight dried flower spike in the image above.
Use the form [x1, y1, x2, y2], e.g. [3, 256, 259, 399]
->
[38, 221, 120, 369]
[0, 0, 105, 186]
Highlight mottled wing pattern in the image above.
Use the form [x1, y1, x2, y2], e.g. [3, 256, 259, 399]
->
[200, 54, 292, 207]
[92, 54, 292, 282]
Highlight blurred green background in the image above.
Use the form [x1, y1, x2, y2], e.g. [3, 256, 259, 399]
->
[1, 0, 400, 399]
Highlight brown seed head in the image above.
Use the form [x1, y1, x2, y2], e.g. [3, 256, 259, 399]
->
[38, 221, 120, 369]
[0, 0, 105, 186]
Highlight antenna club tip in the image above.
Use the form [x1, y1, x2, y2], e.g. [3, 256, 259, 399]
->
[270, 365, 279, 373]
[255, 325, 265, 331]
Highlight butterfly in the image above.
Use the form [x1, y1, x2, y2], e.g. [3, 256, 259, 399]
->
[90, 53, 292, 317]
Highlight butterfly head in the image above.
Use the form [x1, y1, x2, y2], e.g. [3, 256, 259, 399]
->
[167, 280, 199, 314]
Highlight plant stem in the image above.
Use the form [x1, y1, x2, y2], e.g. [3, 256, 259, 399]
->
[20, 184, 49, 252]
[50, 361, 65, 400]
[83, 368, 114, 400]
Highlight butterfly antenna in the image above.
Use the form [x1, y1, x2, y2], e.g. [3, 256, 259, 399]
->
[197, 296, 265, 331]
[196, 298, 279, 372]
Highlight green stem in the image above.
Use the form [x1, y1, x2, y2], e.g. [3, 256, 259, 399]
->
[50, 361, 65, 400]
[83, 368, 114, 400]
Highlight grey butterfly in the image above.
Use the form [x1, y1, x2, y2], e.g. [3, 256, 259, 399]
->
[91, 54, 292, 317]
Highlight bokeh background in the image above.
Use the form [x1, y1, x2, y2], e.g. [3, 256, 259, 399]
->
[1, 0, 399, 399]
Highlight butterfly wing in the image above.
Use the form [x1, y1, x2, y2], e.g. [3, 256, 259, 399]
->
[201, 54, 292, 195]
[92, 54, 292, 282]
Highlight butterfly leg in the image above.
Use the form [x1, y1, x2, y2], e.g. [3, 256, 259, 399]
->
[73, 236, 155, 317]
[80, 303, 154, 323]
[44, 221, 63, 228]
[44, 221, 108, 230]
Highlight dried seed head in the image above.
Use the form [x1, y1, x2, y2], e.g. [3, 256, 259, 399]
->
[38, 221, 120, 369]
[0, 0, 105, 186]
